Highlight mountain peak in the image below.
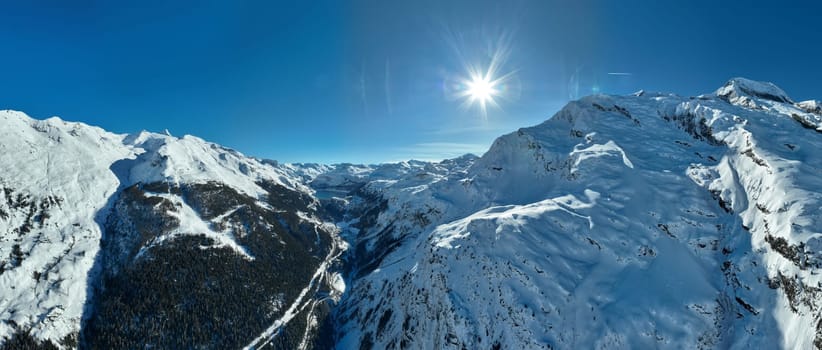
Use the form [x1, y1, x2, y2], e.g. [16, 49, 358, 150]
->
[716, 77, 793, 104]
[798, 100, 822, 114]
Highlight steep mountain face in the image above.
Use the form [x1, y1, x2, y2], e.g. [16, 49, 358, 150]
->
[0, 113, 342, 349]
[1, 77, 821, 349]
[316, 78, 822, 349]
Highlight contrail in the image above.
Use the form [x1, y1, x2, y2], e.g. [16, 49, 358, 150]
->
[607, 72, 632, 76]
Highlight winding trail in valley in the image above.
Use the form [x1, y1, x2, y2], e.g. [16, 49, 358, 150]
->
[244, 223, 346, 350]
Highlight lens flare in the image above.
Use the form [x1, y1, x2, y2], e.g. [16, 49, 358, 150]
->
[447, 33, 517, 119]
[456, 64, 514, 118]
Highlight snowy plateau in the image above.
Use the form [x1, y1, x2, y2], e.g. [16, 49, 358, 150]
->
[1, 77, 822, 349]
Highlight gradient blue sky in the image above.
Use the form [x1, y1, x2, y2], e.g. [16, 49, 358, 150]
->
[1, 1, 819, 163]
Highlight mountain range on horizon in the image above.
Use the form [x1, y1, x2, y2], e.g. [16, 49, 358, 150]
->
[1, 77, 822, 349]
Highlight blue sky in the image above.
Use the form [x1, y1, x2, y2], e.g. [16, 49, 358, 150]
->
[0, 1, 819, 164]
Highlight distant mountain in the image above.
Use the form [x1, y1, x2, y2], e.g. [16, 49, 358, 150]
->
[1, 77, 821, 349]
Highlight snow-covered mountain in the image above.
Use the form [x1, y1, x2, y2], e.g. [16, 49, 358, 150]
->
[1, 77, 821, 349]
[0, 113, 342, 348]
[319, 78, 822, 349]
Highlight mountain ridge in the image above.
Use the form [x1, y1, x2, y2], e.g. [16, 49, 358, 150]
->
[0, 111, 339, 348]
[325, 78, 822, 349]
[1, 77, 821, 349]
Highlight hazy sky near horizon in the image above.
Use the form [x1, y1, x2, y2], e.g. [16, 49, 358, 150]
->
[0, 1, 819, 163]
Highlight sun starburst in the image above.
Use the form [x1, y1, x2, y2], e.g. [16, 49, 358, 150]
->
[453, 47, 515, 118]
[457, 65, 513, 118]
[441, 31, 518, 119]
[466, 74, 498, 106]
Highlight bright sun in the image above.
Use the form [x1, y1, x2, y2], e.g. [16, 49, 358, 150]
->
[457, 63, 512, 118]
[466, 75, 497, 103]
[448, 33, 516, 118]
[459, 70, 504, 118]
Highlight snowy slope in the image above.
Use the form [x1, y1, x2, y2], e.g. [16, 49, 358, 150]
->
[330, 78, 822, 349]
[3, 76, 821, 349]
[0, 111, 328, 348]
[0, 112, 132, 345]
